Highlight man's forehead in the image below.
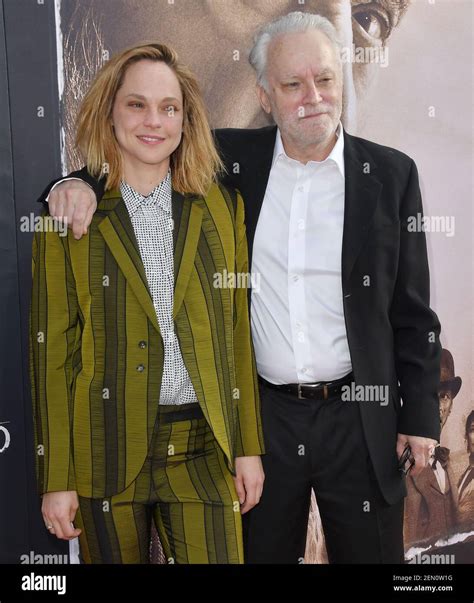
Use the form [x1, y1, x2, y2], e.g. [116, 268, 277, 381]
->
[268, 35, 339, 77]
[279, 66, 336, 79]
[270, 29, 333, 47]
[269, 31, 336, 61]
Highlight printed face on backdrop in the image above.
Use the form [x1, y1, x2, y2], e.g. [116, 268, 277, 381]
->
[257, 29, 343, 154]
[439, 390, 453, 430]
[467, 418, 474, 454]
[62, 0, 410, 167]
[111, 60, 183, 180]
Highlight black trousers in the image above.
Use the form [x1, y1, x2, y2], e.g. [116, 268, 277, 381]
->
[243, 380, 404, 564]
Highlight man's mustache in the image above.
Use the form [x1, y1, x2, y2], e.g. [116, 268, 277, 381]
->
[297, 106, 332, 119]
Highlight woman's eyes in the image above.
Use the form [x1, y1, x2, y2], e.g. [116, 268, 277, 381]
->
[128, 102, 179, 113]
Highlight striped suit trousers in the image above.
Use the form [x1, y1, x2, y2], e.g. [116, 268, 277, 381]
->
[74, 402, 243, 564]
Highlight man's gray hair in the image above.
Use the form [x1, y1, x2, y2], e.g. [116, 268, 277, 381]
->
[249, 11, 342, 90]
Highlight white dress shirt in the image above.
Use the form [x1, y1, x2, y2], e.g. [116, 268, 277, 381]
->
[251, 123, 352, 384]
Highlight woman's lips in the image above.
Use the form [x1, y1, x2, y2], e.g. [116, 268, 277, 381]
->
[137, 135, 165, 145]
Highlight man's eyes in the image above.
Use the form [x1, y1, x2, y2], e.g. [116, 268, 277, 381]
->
[284, 79, 331, 88]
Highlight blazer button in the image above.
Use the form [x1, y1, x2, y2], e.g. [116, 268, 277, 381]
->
[138, 340, 147, 349]
[136, 364, 145, 372]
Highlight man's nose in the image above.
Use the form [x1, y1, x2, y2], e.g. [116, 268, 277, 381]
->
[304, 81, 323, 104]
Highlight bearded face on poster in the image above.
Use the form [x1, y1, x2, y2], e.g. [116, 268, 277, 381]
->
[60, 0, 411, 171]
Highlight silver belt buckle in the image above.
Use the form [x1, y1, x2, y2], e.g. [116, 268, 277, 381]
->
[298, 382, 324, 400]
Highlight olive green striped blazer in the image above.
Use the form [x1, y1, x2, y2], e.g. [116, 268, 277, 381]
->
[30, 183, 264, 498]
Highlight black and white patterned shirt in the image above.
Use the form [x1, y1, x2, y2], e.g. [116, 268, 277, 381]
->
[120, 171, 198, 406]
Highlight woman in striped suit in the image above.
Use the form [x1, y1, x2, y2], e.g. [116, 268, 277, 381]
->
[30, 42, 264, 564]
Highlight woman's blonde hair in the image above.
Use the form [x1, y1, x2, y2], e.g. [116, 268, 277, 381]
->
[75, 42, 224, 195]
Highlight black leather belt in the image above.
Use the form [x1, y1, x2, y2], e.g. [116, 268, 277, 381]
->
[159, 402, 204, 423]
[258, 372, 354, 401]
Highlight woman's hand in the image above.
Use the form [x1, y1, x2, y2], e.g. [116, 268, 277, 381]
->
[233, 456, 265, 514]
[42, 491, 82, 540]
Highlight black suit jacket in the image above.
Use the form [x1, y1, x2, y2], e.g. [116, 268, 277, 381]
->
[40, 126, 442, 504]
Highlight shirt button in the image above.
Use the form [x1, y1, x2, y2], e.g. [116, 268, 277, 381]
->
[136, 364, 145, 372]
[297, 186, 304, 192]
[293, 274, 299, 282]
[298, 219, 305, 230]
[301, 367, 307, 374]
[138, 341, 147, 349]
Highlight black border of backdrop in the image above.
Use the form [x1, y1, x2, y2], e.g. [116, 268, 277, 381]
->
[0, 0, 68, 564]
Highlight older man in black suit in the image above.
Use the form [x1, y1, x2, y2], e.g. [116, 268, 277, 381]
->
[40, 12, 441, 563]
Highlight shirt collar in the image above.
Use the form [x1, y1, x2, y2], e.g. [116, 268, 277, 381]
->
[120, 170, 172, 217]
[272, 122, 345, 178]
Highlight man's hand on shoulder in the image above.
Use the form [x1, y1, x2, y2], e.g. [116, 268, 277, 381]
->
[48, 179, 97, 240]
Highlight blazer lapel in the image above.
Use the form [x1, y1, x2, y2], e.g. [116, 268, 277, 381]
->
[245, 126, 277, 268]
[250, 126, 277, 212]
[171, 190, 203, 317]
[98, 193, 160, 333]
[341, 132, 382, 284]
[98, 189, 204, 329]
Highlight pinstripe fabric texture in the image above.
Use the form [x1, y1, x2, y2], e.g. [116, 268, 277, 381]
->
[30, 182, 265, 499]
[74, 402, 243, 564]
